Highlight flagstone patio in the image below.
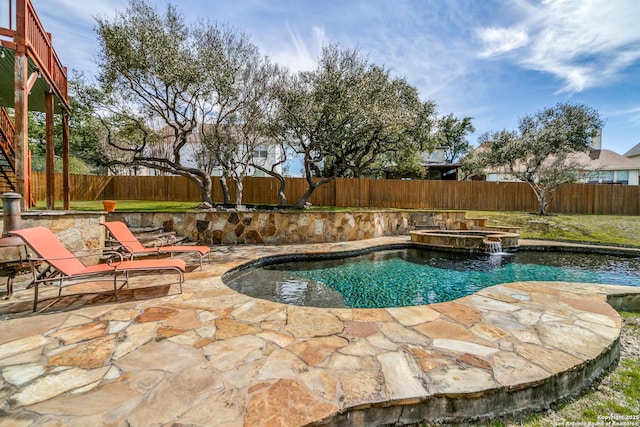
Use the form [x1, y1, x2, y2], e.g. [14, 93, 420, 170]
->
[0, 237, 639, 426]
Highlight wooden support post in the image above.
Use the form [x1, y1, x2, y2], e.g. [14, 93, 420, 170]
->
[62, 112, 70, 210]
[45, 91, 55, 210]
[14, 53, 29, 211]
[14, 0, 29, 211]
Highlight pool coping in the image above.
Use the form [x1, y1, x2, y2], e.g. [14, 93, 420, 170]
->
[0, 236, 639, 426]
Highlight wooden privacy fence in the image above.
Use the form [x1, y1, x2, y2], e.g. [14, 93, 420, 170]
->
[31, 172, 640, 215]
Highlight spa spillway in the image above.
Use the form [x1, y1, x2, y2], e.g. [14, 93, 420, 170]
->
[410, 227, 520, 252]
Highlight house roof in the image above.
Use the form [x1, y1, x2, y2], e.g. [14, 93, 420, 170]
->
[481, 148, 640, 175]
[624, 142, 640, 158]
[570, 149, 640, 171]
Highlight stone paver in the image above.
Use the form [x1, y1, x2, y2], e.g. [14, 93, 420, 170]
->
[0, 236, 638, 426]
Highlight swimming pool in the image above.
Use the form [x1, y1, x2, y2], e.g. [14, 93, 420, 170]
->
[224, 248, 640, 308]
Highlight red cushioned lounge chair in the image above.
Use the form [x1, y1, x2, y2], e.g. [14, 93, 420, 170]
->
[10, 227, 186, 312]
[102, 221, 211, 270]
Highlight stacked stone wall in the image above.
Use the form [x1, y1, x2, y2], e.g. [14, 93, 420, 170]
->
[0, 210, 482, 252]
[109, 210, 475, 245]
[0, 212, 105, 264]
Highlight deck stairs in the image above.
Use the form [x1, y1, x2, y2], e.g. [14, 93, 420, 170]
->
[0, 107, 34, 205]
[0, 107, 17, 194]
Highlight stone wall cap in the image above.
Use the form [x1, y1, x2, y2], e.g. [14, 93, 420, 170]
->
[19, 211, 105, 218]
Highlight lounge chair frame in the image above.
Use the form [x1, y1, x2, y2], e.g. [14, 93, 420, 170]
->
[10, 227, 185, 312]
[102, 221, 211, 269]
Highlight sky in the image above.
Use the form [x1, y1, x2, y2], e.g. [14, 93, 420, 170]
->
[28, 0, 640, 156]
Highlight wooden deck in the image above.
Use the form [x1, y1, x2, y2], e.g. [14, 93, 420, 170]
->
[0, 0, 70, 209]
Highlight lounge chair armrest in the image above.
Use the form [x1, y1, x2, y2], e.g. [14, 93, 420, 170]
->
[142, 232, 177, 247]
[160, 234, 177, 245]
[104, 251, 127, 266]
[106, 238, 139, 246]
[104, 243, 137, 254]
[25, 250, 125, 264]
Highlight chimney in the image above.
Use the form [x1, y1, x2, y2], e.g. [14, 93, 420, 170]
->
[591, 128, 602, 151]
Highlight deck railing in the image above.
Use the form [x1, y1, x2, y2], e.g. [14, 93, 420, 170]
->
[0, 0, 14, 30]
[23, 0, 68, 102]
[1, 0, 67, 207]
[1, 0, 68, 103]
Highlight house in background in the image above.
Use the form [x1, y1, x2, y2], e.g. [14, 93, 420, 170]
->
[199, 141, 284, 178]
[482, 132, 640, 185]
[385, 145, 461, 180]
[625, 142, 640, 164]
[106, 125, 284, 177]
[249, 143, 284, 177]
[579, 149, 640, 185]
[421, 145, 460, 180]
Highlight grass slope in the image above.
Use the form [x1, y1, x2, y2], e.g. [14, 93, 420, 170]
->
[468, 211, 640, 247]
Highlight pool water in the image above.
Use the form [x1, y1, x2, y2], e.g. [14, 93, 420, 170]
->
[225, 248, 640, 308]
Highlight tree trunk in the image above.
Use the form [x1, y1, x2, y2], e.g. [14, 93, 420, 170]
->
[526, 181, 550, 216]
[294, 185, 316, 209]
[295, 170, 336, 209]
[540, 188, 554, 216]
[537, 194, 547, 215]
[295, 158, 335, 208]
[253, 165, 287, 206]
[533, 185, 552, 216]
[276, 179, 287, 206]
[197, 174, 214, 205]
[219, 176, 231, 205]
[235, 180, 244, 209]
[191, 174, 213, 205]
[270, 175, 287, 206]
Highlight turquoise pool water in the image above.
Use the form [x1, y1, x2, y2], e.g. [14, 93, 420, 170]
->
[225, 248, 640, 308]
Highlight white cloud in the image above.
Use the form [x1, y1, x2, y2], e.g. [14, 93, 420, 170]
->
[292, 26, 325, 71]
[31, 0, 125, 72]
[477, 27, 529, 57]
[608, 105, 640, 125]
[267, 25, 325, 73]
[476, 0, 640, 93]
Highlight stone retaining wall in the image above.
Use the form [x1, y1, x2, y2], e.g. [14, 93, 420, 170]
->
[0, 212, 106, 264]
[0, 210, 488, 256]
[108, 210, 481, 245]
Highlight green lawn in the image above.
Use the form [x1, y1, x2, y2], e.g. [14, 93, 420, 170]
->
[468, 210, 640, 247]
[34, 200, 202, 212]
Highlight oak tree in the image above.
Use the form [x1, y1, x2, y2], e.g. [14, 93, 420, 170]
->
[275, 45, 436, 208]
[470, 103, 603, 215]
